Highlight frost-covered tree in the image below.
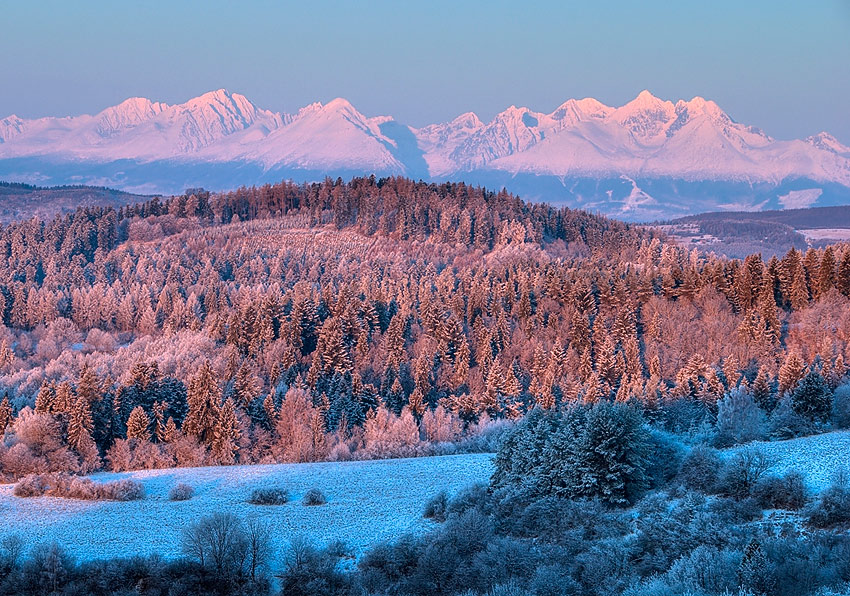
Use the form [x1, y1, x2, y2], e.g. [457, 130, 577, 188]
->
[126, 406, 151, 441]
[183, 361, 221, 446]
[715, 387, 763, 446]
[212, 397, 240, 465]
[791, 370, 832, 423]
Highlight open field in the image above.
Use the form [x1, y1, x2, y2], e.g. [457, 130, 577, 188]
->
[728, 430, 850, 492]
[0, 453, 494, 562]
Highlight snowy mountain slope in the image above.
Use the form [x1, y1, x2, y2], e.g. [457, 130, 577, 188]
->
[2, 89, 850, 220]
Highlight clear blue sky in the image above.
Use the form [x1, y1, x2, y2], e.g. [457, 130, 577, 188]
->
[2, 0, 849, 142]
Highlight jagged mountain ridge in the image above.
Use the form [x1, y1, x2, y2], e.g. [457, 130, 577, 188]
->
[2, 89, 849, 220]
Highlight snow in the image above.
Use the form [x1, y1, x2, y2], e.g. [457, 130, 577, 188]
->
[0, 453, 493, 562]
[727, 430, 850, 492]
[2, 90, 849, 188]
[778, 188, 823, 209]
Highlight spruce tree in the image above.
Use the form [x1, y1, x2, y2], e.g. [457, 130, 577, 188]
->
[0, 394, 12, 435]
[67, 395, 94, 450]
[791, 370, 832, 423]
[212, 397, 240, 464]
[183, 360, 221, 446]
[126, 406, 151, 441]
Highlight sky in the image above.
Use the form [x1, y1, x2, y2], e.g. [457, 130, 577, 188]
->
[2, 0, 849, 143]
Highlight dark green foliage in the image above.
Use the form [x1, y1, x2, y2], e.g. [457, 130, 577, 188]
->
[791, 371, 832, 423]
[492, 403, 651, 506]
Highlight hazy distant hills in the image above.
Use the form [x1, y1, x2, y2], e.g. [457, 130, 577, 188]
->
[0, 182, 147, 223]
[2, 89, 850, 221]
[657, 204, 850, 258]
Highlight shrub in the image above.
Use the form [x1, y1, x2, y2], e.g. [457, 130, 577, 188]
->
[302, 488, 327, 506]
[805, 482, 850, 528]
[677, 445, 722, 492]
[169, 483, 195, 501]
[13, 473, 143, 501]
[13, 474, 49, 497]
[752, 471, 807, 510]
[717, 448, 771, 500]
[423, 491, 448, 521]
[249, 487, 288, 505]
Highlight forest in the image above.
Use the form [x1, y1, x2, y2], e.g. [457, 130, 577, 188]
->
[0, 175, 847, 476]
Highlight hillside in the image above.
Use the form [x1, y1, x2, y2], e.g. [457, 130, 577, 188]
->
[656, 203, 850, 258]
[2, 90, 850, 219]
[0, 181, 148, 223]
[0, 453, 493, 561]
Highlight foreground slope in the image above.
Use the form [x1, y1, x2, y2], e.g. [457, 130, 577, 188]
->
[0, 453, 494, 561]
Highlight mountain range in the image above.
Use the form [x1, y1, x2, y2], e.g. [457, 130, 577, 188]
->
[2, 89, 849, 221]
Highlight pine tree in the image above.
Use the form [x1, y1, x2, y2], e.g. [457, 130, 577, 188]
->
[126, 406, 151, 441]
[0, 394, 12, 435]
[35, 380, 56, 413]
[183, 360, 221, 446]
[76, 362, 102, 404]
[738, 539, 772, 596]
[751, 366, 774, 412]
[212, 397, 240, 465]
[232, 362, 259, 410]
[779, 352, 807, 394]
[67, 395, 94, 450]
[818, 246, 836, 296]
[791, 371, 831, 423]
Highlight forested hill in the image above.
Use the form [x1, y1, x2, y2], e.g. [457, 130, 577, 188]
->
[0, 181, 148, 224]
[0, 175, 848, 477]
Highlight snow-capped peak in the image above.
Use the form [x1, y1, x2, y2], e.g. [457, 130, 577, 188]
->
[806, 132, 850, 156]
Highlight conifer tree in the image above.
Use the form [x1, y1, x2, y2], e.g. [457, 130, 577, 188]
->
[67, 395, 94, 450]
[212, 397, 240, 464]
[779, 352, 807, 394]
[183, 360, 221, 446]
[126, 406, 151, 441]
[0, 394, 12, 435]
[791, 370, 831, 423]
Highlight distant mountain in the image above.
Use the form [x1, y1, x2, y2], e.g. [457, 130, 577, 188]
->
[2, 89, 849, 220]
[0, 181, 147, 223]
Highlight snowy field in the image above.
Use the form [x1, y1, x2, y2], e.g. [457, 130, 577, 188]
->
[0, 453, 494, 562]
[728, 430, 850, 492]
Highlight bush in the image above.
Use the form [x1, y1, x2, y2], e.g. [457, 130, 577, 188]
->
[805, 482, 850, 528]
[13, 473, 143, 501]
[717, 448, 771, 500]
[423, 491, 448, 521]
[302, 488, 327, 506]
[13, 473, 49, 497]
[249, 487, 288, 505]
[752, 471, 807, 510]
[677, 445, 722, 492]
[169, 483, 195, 501]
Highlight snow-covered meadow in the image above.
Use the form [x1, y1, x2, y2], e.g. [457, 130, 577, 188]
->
[727, 430, 850, 492]
[0, 453, 494, 562]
